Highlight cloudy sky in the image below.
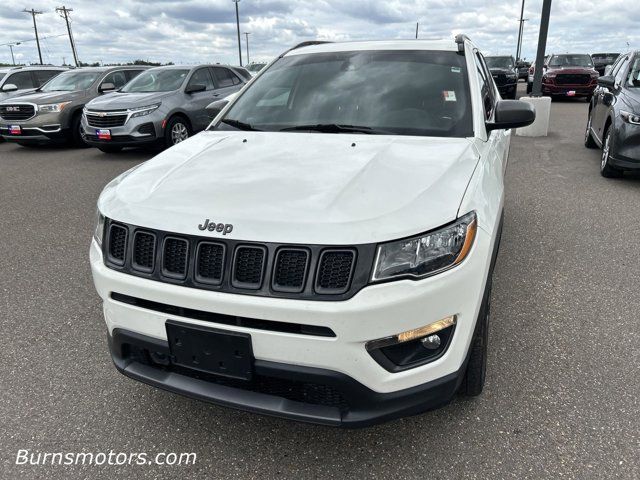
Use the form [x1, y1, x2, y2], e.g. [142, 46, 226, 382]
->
[1, 0, 638, 66]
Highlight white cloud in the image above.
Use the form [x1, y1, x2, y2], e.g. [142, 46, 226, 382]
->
[0, 0, 637, 66]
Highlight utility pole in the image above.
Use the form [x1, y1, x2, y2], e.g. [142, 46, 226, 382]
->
[232, 0, 242, 66]
[56, 6, 79, 67]
[23, 9, 43, 64]
[8, 43, 21, 65]
[244, 32, 251, 64]
[515, 0, 525, 62]
[532, 0, 552, 97]
[415, 22, 419, 39]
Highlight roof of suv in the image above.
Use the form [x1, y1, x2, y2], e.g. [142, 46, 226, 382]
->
[1, 65, 68, 71]
[286, 39, 459, 57]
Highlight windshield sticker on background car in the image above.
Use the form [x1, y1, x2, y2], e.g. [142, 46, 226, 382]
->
[443, 91, 457, 102]
[451, 67, 461, 73]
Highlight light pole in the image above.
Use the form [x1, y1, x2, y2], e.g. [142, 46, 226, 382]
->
[232, 0, 242, 66]
[8, 42, 21, 65]
[244, 32, 251, 64]
[516, 0, 525, 63]
[532, 0, 552, 97]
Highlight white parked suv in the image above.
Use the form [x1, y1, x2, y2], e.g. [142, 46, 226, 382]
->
[91, 36, 534, 427]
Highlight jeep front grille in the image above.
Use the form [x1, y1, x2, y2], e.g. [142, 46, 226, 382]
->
[0, 104, 36, 121]
[103, 220, 375, 301]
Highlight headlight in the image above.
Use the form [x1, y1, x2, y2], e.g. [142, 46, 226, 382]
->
[372, 212, 477, 282]
[129, 103, 161, 118]
[94, 210, 105, 246]
[39, 102, 71, 113]
[621, 110, 640, 125]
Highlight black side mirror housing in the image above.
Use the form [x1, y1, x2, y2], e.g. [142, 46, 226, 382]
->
[597, 75, 615, 89]
[185, 84, 206, 94]
[206, 99, 229, 118]
[486, 100, 536, 132]
[99, 82, 116, 93]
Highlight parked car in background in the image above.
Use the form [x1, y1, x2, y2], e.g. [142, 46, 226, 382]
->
[592, 53, 620, 76]
[485, 55, 518, 98]
[585, 50, 640, 177]
[536, 54, 599, 100]
[0, 65, 68, 101]
[82, 65, 247, 152]
[230, 66, 252, 82]
[245, 61, 268, 76]
[516, 60, 530, 81]
[0, 66, 146, 146]
[90, 36, 535, 426]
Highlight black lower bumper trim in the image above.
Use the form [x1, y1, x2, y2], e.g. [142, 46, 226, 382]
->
[109, 328, 463, 427]
[84, 133, 159, 147]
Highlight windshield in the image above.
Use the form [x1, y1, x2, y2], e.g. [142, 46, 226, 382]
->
[549, 54, 593, 68]
[592, 53, 619, 63]
[246, 63, 267, 73]
[216, 50, 472, 138]
[40, 71, 100, 91]
[121, 68, 189, 93]
[485, 57, 514, 69]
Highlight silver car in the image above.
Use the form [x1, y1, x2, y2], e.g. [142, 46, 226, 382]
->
[82, 65, 247, 153]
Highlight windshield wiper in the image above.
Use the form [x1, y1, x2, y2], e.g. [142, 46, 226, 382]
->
[279, 123, 390, 134]
[221, 118, 261, 131]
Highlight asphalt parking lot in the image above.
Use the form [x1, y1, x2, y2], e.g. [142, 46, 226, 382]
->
[1, 84, 639, 479]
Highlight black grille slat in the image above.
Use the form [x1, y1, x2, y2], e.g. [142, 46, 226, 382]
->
[196, 242, 225, 284]
[316, 250, 355, 294]
[132, 232, 156, 272]
[108, 224, 128, 265]
[0, 104, 35, 121]
[273, 249, 309, 292]
[162, 237, 189, 279]
[555, 74, 590, 85]
[233, 246, 266, 289]
[86, 113, 128, 128]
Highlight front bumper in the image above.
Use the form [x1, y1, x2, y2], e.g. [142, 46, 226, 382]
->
[541, 82, 596, 97]
[610, 121, 640, 168]
[0, 124, 68, 144]
[91, 224, 493, 424]
[81, 112, 162, 148]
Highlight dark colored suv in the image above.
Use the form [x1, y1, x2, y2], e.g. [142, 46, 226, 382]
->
[0, 66, 146, 146]
[585, 51, 640, 177]
[539, 54, 599, 100]
[485, 56, 518, 99]
[592, 53, 620, 76]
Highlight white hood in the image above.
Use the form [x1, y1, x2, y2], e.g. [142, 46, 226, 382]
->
[98, 131, 479, 245]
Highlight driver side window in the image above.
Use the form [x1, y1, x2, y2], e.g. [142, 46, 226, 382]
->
[187, 68, 215, 91]
[474, 53, 495, 121]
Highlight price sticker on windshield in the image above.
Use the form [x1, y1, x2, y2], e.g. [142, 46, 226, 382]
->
[443, 91, 457, 102]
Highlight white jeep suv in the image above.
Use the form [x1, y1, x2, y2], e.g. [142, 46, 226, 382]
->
[91, 36, 534, 427]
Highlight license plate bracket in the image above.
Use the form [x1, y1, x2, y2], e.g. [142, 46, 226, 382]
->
[97, 129, 111, 140]
[166, 320, 254, 380]
[9, 125, 21, 135]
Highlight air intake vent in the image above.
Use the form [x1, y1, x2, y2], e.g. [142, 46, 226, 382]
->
[132, 231, 156, 272]
[195, 242, 225, 285]
[232, 246, 266, 289]
[315, 250, 356, 294]
[273, 248, 309, 293]
[108, 224, 128, 265]
[162, 237, 189, 279]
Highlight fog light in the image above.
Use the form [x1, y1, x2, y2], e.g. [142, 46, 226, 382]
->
[366, 316, 457, 372]
[421, 334, 441, 350]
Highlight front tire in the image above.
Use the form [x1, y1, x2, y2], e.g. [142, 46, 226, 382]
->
[164, 116, 191, 148]
[70, 113, 89, 148]
[600, 128, 623, 178]
[460, 281, 490, 397]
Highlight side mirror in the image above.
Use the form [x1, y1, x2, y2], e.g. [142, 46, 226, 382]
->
[99, 82, 116, 93]
[597, 75, 615, 89]
[487, 100, 536, 131]
[185, 84, 206, 94]
[2, 83, 18, 92]
[206, 99, 229, 118]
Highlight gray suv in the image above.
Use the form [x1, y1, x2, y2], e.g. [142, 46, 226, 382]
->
[81, 65, 247, 152]
[0, 66, 146, 146]
[0, 66, 68, 102]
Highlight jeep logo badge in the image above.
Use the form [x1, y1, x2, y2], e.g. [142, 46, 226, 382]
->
[198, 219, 233, 235]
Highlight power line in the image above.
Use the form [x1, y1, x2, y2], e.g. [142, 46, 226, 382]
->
[23, 8, 44, 64]
[56, 6, 79, 66]
[0, 34, 67, 47]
